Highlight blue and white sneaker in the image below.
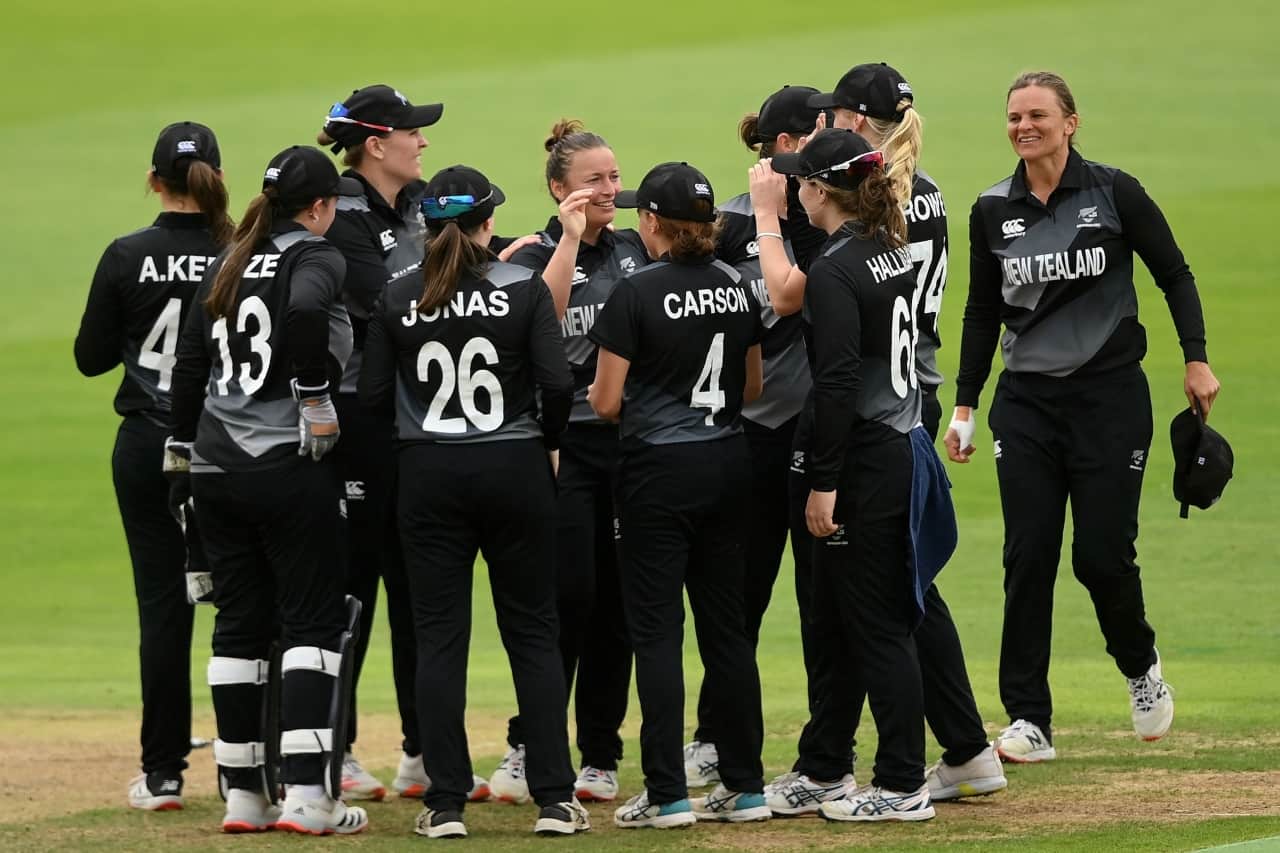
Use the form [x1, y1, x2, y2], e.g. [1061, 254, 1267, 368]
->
[690, 784, 771, 822]
[765, 773, 857, 816]
[819, 784, 935, 822]
[613, 791, 697, 829]
[683, 740, 720, 787]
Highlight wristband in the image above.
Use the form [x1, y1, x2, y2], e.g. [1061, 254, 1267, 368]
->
[756, 231, 784, 241]
[290, 378, 330, 402]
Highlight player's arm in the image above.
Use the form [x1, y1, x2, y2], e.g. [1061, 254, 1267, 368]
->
[807, 262, 863, 495]
[586, 278, 639, 423]
[287, 247, 347, 460]
[169, 281, 214, 443]
[744, 344, 764, 404]
[527, 275, 574, 447]
[749, 161, 807, 316]
[540, 189, 594, 319]
[588, 348, 629, 424]
[74, 242, 126, 376]
[357, 295, 396, 417]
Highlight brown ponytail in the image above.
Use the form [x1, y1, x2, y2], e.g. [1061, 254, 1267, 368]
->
[544, 118, 610, 202]
[739, 113, 763, 154]
[817, 170, 907, 249]
[418, 221, 491, 313]
[184, 160, 234, 248]
[651, 202, 721, 260]
[205, 188, 303, 319]
[318, 128, 373, 168]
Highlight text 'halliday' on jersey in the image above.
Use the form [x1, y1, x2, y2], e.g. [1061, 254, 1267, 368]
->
[866, 246, 914, 284]
[138, 255, 219, 284]
[1002, 246, 1107, 287]
[400, 290, 511, 326]
[663, 285, 753, 320]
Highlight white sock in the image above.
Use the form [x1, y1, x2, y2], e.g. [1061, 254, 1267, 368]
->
[286, 783, 326, 801]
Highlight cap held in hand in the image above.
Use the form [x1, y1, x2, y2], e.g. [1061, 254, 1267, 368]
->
[1169, 407, 1233, 519]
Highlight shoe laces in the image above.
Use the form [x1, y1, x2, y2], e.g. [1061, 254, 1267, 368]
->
[342, 755, 365, 775]
[1000, 718, 1036, 739]
[768, 771, 801, 790]
[1127, 672, 1169, 712]
[580, 766, 613, 783]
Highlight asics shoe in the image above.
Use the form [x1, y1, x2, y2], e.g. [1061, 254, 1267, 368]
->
[414, 807, 466, 839]
[613, 790, 697, 829]
[690, 784, 772, 822]
[221, 788, 280, 833]
[489, 745, 531, 804]
[574, 766, 619, 802]
[127, 771, 183, 811]
[682, 740, 720, 788]
[534, 800, 592, 835]
[926, 744, 1008, 801]
[340, 752, 387, 801]
[764, 773, 856, 816]
[994, 719, 1057, 763]
[1129, 652, 1175, 741]
[275, 795, 369, 835]
[819, 784, 935, 822]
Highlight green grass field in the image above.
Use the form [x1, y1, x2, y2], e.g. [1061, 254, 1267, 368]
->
[2, 0, 1278, 849]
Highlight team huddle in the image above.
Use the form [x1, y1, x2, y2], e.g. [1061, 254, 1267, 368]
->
[75, 61, 1220, 839]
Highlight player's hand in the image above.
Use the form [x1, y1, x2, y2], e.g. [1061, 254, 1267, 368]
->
[292, 380, 340, 461]
[557, 188, 594, 242]
[943, 406, 977, 463]
[805, 489, 839, 538]
[796, 110, 828, 150]
[549, 449, 560, 478]
[749, 160, 786, 218]
[1184, 361, 1221, 421]
[497, 234, 540, 262]
[162, 436, 193, 524]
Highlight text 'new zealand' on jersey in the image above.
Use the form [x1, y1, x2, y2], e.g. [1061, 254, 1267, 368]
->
[903, 170, 949, 388]
[359, 261, 574, 447]
[508, 218, 649, 425]
[169, 223, 352, 472]
[588, 255, 763, 449]
[74, 213, 221, 424]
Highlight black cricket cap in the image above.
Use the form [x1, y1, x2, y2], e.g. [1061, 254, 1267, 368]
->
[152, 121, 221, 179]
[809, 62, 914, 123]
[323, 84, 444, 152]
[422, 165, 506, 229]
[615, 162, 716, 223]
[754, 85, 824, 142]
[262, 146, 363, 206]
[1170, 408, 1233, 519]
[770, 128, 884, 190]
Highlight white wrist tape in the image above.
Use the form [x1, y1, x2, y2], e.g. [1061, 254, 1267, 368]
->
[949, 414, 976, 450]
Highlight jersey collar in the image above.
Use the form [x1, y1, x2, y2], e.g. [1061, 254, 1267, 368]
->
[1009, 147, 1086, 203]
[343, 168, 427, 219]
[153, 211, 210, 229]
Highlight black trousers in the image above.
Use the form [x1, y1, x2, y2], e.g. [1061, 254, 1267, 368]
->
[332, 393, 418, 755]
[398, 440, 574, 811]
[195, 458, 348, 787]
[693, 415, 796, 745]
[111, 415, 194, 775]
[989, 365, 1157, 736]
[616, 437, 764, 804]
[508, 423, 632, 770]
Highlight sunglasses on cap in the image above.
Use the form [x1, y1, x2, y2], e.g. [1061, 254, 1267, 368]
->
[421, 191, 495, 220]
[325, 102, 394, 134]
[805, 149, 885, 180]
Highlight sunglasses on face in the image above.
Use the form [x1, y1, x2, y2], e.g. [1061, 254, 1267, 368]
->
[421, 191, 494, 219]
[325, 102, 394, 133]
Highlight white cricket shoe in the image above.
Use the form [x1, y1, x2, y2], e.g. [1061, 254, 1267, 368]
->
[275, 795, 369, 835]
[489, 745, 531, 804]
[994, 719, 1057, 763]
[1129, 652, 1175, 741]
[765, 773, 857, 816]
[127, 772, 183, 811]
[690, 784, 772, 822]
[340, 752, 387, 801]
[392, 752, 492, 801]
[414, 807, 466, 838]
[613, 790, 696, 829]
[574, 766, 619, 802]
[926, 744, 1008, 801]
[221, 788, 280, 833]
[819, 784, 935, 822]
[534, 800, 592, 835]
[682, 740, 720, 787]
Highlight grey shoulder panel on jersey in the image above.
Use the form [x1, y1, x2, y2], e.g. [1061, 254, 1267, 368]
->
[914, 169, 940, 194]
[486, 260, 537, 289]
[979, 176, 1014, 199]
[336, 195, 371, 213]
[270, 231, 326, 253]
[821, 235, 854, 258]
[718, 193, 753, 216]
[710, 258, 742, 283]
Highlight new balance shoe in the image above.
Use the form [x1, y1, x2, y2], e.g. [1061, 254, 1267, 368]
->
[340, 752, 387, 801]
[414, 807, 466, 839]
[534, 800, 592, 835]
[613, 791, 697, 829]
[574, 766, 619, 802]
[1129, 652, 1175, 741]
[127, 771, 183, 811]
[994, 719, 1057, 763]
[764, 773, 857, 816]
[490, 745, 531, 804]
[926, 745, 1008, 801]
[819, 784, 935, 822]
[392, 753, 491, 802]
[690, 784, 772, 822]
[221, 788, 280, 833]
[275, 795, 369, 835]
[682, 740, 720, 787]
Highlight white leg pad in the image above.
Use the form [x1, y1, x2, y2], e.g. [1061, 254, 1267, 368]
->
[280, 728, 335, 756]
[208, 656, 269, 686]
[213, 739, 267, 767]
[280, 646, 343, 676]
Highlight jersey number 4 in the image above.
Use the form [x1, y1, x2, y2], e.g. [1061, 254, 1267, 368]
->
[417, 337, 504, 433]
[138, 297, 182, 392]
[690, 332, 726, 426]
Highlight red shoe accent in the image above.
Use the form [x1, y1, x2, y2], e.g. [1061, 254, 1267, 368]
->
[222, 820, 272, 833]
[469, 783, 492, 802]
[274, 820, 332, 836]
[399, 784, 426, 798]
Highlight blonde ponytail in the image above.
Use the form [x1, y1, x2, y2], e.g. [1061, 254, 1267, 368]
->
[864, 98, 922, 207]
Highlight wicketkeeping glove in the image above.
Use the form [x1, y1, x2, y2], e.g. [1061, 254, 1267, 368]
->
[162, 436, 193, 524]
[292, 379, 340, 461]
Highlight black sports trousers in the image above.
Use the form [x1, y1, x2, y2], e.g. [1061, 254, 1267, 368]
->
[693, 415, 796, 746]
[507, 423, 631, 770]
[616, 436, 764, 805]
[194, 458, 348, 787]
[332, 393, 418, 755]
[398, 440, 574, 812]
[111, 415, 194, 776]
[989, 363, 1157, 736]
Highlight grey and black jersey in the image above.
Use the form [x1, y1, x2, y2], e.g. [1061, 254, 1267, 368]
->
[804, 224, 922, 491]
[170, 223, 351, 472]
[588, 255, 763, 450]
[74, 212, 221, 425]
[359, 261, 573, 447]
[904, 170, 949, 388]
[957, 149, 1208, 408]
[324, 171, 427, 392]
[509, 219, 649, 425]
[716, 193, 813, 429]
